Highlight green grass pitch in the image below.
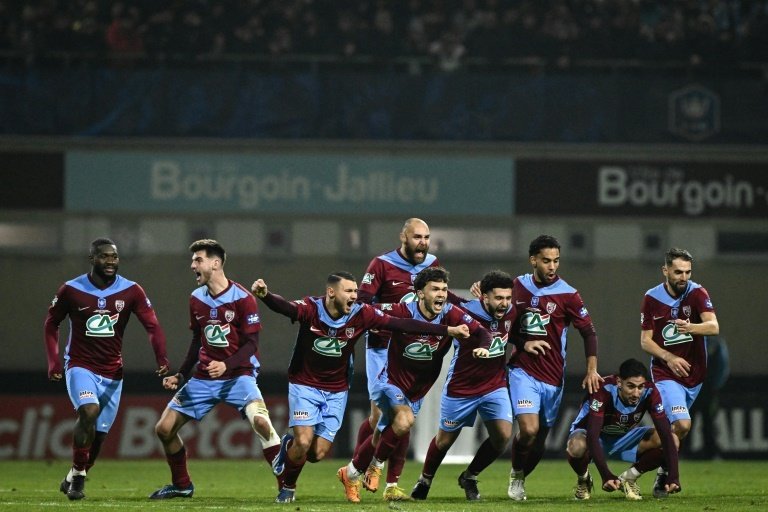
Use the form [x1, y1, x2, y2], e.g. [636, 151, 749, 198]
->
[1, 459, 766, 511]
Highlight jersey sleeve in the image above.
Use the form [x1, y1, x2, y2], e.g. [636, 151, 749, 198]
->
[43, 283, 70, 378]
[131, 284, 169, 369]
[359, 258, 384, 303]
[640, 294, 655, 330]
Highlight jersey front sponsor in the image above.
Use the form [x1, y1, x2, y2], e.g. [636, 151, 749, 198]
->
[641, 281, 715, 387]
[571, 375, 666, 436]
[381, 302, 483, 402]
[288, 296, 390, 392]
[445, 298, 515, 398]
[44, 274, 164, 379]
[509, 274, 594, 386]
[359, 249, 439, 349]
[189, 280, 261, 379]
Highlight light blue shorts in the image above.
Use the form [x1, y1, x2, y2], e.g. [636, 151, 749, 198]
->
[508, 367, 563, 428]
[569, 426, 653, 463]
[169, 375, 263, 421]
[366, 346, 388, 399]
[287, 382, 348, 442]
[439, 387, 513, 432]
[372, 381, 423, 432]
[65, 366, 122, 434]
[655, 379, 702, 423]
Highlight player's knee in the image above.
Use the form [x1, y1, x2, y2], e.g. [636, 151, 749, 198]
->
[566, 437, 586, 458]
[244, 401, 278, 444]
[76, 403, 100, 423]
[154, 419, 174, 441]
[673, 420, 691, 439]
[392, 414, 414, 435]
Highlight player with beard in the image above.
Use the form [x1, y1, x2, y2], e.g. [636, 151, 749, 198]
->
[149, 240, 282, 499]
[566, 358, 680, 501]
[353, 218, 441, 500]
[339, 266, 492, 503]
[45, 238, 169, 500]
[640, 248, 718, 498]
[506, 235, 602, 501]
[410, 270, 517, 501]
[251, 271, 470, 504]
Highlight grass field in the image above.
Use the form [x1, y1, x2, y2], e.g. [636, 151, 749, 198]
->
[1, 459, 766, 511]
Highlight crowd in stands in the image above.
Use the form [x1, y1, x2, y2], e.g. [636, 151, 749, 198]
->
[1, 0, 766, 68]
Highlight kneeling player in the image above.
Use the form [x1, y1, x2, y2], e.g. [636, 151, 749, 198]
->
[566, 358, 681, 501]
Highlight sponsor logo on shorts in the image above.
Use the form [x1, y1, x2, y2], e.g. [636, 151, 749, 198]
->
[293, 410, 310, 420]
[671, 405, 688, 414]
[78, 391, 95, 400]
[442, 419, 460, 428]
[517, 399, 534, 409]
[395, 393, 404, 401]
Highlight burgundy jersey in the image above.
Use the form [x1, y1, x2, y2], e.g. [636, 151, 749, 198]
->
[445, 298, 516, 398]
[508, 274, 595, 386]
[641, 281, 715, 387]
[288, 297, 392, 392]
[44, 273, 168, 380]
[188, 280, 261, 380]
[571, 375, 666, 436]
[359, 249, 440, 349]
[380, 301, 484, 402]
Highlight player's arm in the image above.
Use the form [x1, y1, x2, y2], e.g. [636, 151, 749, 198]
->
[251, 279, 299, 321]
[585, 409, 620, 491]
[570, 293, 602, 393]
[446, 289, 468, 306]
[649, 392, 681, 493]
[207, 331, 260, 379]
[640, 328, 691, 378]
[673, 311, 718, 337]
[164, 332, 202, 391]
[43, 284, 69, 381]
[132, 285, 170, 375]
[469, 324, 492, 358]
[378, 314, 469, 339]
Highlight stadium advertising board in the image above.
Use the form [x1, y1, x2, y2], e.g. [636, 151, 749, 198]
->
[1, 391, 766, 459]
[65, 151, 514, 215]
[516, 160, 768, 217]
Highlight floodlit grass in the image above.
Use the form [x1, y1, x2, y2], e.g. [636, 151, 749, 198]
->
[1, 459, 766, 511]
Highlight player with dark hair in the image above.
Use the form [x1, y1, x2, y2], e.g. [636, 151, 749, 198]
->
[45, 237, 169, 500]
[353, 217, 441, 500]
[410, 270, 516, 501]
[251, 271, 470, 504]
[566, 358, 681, 500]
[339, 266, 492, 503]
[506, 235, 602, 500]
[640, 248, 718, 498]
[149, 239, 282, 499]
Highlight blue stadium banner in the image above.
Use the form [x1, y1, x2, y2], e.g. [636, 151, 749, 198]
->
[65, 150, 514, 214]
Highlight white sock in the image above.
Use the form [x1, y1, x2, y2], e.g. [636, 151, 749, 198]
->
[419, 475, 432, 486]
[373, 459, 384, 469]
[72, 468, 86, 477]
[621, 467, 642, 481]
[386, 482, 398, 489]
[346, 461, 362, 479]
[65, 467, 75, 483]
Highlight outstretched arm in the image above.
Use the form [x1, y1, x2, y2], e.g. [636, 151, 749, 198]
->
[251, 280, 299, 320]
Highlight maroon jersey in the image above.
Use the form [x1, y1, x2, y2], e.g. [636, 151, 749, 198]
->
[44, 273, 168, 380]
[508, 274, 596, 386]
[188, 280, 261, 380]
[359, 248, 440, 349]
[380, 301, 485, 402]
[288, 296, 393, 392]
[641, 280, 715, 387]
[570, 375, 666, 435]
[445, 298, 516, 398]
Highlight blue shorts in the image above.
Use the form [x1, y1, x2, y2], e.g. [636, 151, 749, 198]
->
[366, 346, 388, 399]
[287, 383, 347, 442]
[569, 426, 653, 463]
[65, 366, 122, 434]
[169, 375, 264, 421]
[372, 381, 423, 432]
[655, 379, 702, 423]
[508, 367, 563, 428]
[439, 387, 513, 432]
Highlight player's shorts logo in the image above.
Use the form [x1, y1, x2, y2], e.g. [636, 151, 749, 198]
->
[671, 405, 688, 414]
[292, 410, 310, 420]
[78, 391, 95, 400]
[517, 399, 534, 409]
[441, 418, 460, 428]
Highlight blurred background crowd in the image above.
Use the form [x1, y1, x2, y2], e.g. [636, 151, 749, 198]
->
[1, 0, 766, 69]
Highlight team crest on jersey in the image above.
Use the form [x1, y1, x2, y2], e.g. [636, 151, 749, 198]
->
[210, 308, 218, 319]
[86, 313, 119, 337]
[362, 273, 374, 285]
[671, 308, 678, 319]
[620, 414, 629, 423]
[546, 302, 557, 314]
[115, 300, 125, 312]
[374, 309, 384, 316]
[683, 305, 691, 317]
[345, 328, 355, 338]
[328, 328, 337, 337]
[490, 321, 498, 331]
[517, 399, 533, 409]
[531, 296, 539, 307]
[98, 298, 106, 309]
[505, 320, 511, 332]
[589, 399, 603, 412]
[225, 310, 235, 322]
